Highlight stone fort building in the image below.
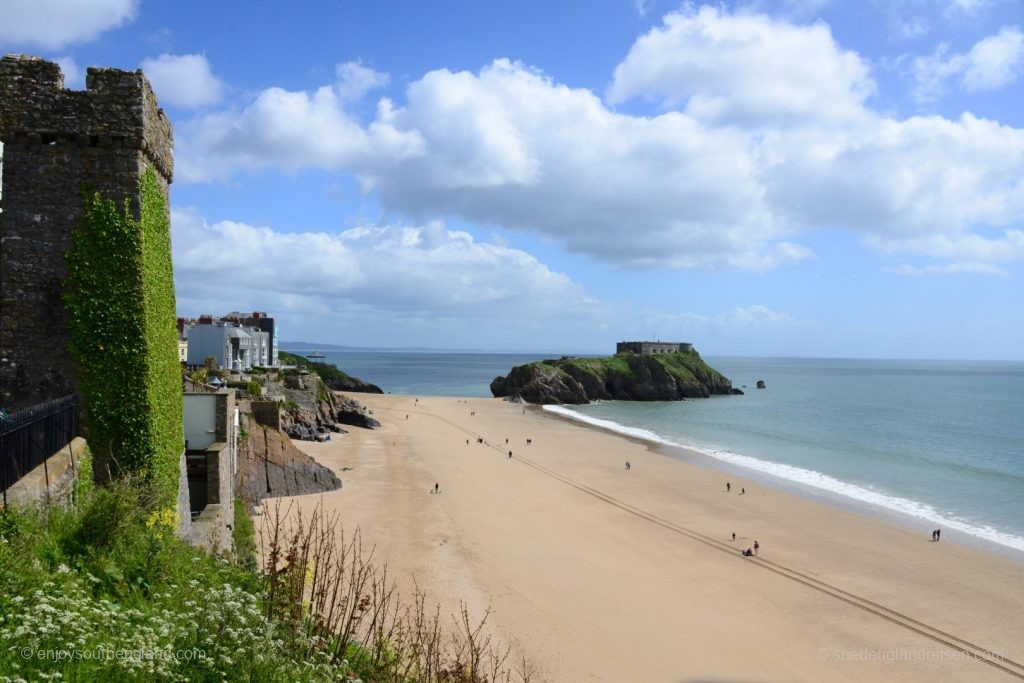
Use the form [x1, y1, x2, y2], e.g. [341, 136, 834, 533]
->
[617, 341, 694, 355]
[0, 54, 173, 410]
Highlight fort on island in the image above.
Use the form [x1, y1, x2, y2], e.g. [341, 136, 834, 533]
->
[616, 340, 694, 355]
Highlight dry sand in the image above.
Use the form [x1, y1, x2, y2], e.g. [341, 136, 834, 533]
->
[272, 394, 1024, 682]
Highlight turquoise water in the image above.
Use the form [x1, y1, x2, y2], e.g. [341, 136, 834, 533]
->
[298, 350, 1024, 552]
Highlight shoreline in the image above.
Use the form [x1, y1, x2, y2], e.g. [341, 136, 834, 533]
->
[541, 402, 1024, 562]
[280, 393, 1024, 681]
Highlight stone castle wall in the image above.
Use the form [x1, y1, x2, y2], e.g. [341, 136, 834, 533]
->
[0, 54, 173, 410]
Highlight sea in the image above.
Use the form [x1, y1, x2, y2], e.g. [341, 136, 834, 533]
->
[295, 350, 1024, 556]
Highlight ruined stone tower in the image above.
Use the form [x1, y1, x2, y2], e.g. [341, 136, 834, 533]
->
[0, 55, 173, 410]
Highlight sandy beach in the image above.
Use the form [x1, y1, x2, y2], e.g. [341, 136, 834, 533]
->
[273, 394, 1024, 682]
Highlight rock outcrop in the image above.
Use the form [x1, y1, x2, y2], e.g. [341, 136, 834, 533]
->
[756, 380, 766, 389]
[333, 393, 381, 429]
[236, 413, 341, 508]
[490, 350, 734, 405]
[323, 373, 384, 394]
[273, 373, 379, 440]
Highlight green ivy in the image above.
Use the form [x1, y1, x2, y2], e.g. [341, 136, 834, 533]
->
[63, 169, 184, 507]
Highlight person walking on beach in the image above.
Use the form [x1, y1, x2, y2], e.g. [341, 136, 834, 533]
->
[753, 540, 759, 556]
[508, 450, 512, 459]
[741, 487, 745, 495]
[936, 529, 941, 541]
[434, 483, 439, 494]
[625, 461, 631, 470]
[726, 482, 731, 492]
[732, 532, 736, 541]
[932, 530, 937, 541]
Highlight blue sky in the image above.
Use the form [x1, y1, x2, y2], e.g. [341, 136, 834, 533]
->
[2, 0, 1023, 358]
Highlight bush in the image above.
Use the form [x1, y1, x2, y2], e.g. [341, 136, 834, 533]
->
[232, 499, 257, 572]
[246, 380, 263, 397]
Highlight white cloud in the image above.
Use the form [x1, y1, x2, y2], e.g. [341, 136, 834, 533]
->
[176, 8, 1024, 272]
[0, 0, 135, 49]
[866, 227, 1024, 261]
[171, 209, 599, 322]
[607, 6, 874, 128]
[335, 61, 390, 101]
[884, 262, 1010, 276]
[911, 26, 1024, 102]
[140, 53, 225, 109]
[54, 56, 82, 88]
[961, 26, 1024, 91]
[180, 58, 809, 269]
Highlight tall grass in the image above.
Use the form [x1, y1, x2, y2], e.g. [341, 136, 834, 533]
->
[0, 481, 534, 681]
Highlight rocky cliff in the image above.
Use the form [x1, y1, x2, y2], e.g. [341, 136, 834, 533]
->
[274, 373, 380, 441]
[236, 413, 341, 508]
[490, 350, 734, 404]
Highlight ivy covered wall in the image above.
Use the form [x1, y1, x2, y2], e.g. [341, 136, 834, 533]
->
[63, 168, 183, 505]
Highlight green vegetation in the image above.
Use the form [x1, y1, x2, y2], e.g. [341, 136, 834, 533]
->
[563, 354, 637, 380]
[546, 349, 724, 385]
[63, 169, 183, 506]
[280, 351, 356, 387]
[0, 483, 531, 682]
[0, 482, 345, 681]
[232, 498, 257, 572]
[246, 380, 263, 398]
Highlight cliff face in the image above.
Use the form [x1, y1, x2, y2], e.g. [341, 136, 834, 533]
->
[490, 351, 733, 405]
[236, 413, 341, 508]
[275, 373, 380, 441]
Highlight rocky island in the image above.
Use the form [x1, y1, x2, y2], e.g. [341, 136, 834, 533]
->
[490, 342, 737, 404]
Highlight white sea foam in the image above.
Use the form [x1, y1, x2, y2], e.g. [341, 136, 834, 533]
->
[543, 405, 1024, 553]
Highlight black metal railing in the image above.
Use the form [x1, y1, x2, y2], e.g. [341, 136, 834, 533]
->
[1, 394, 79, 505]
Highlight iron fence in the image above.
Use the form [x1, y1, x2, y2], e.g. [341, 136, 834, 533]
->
[1, 394, 79, 505]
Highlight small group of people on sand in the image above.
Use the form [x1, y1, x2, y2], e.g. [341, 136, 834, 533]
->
[740, 540, 760, 557]
[726, 481, 745, 495]
[931, 529, 942, 541]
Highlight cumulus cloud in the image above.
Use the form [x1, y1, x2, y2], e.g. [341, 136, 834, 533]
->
[140, 54, 225, 108]
[911, 26, 1024, 102]
[175, 6, 1024, 272]
[607, 6, 874, 128]
[180, 58, 809, 269]
[0, 0, 136, 49]
[171, 209, 600, 323]
[335, 61, 390, 101]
